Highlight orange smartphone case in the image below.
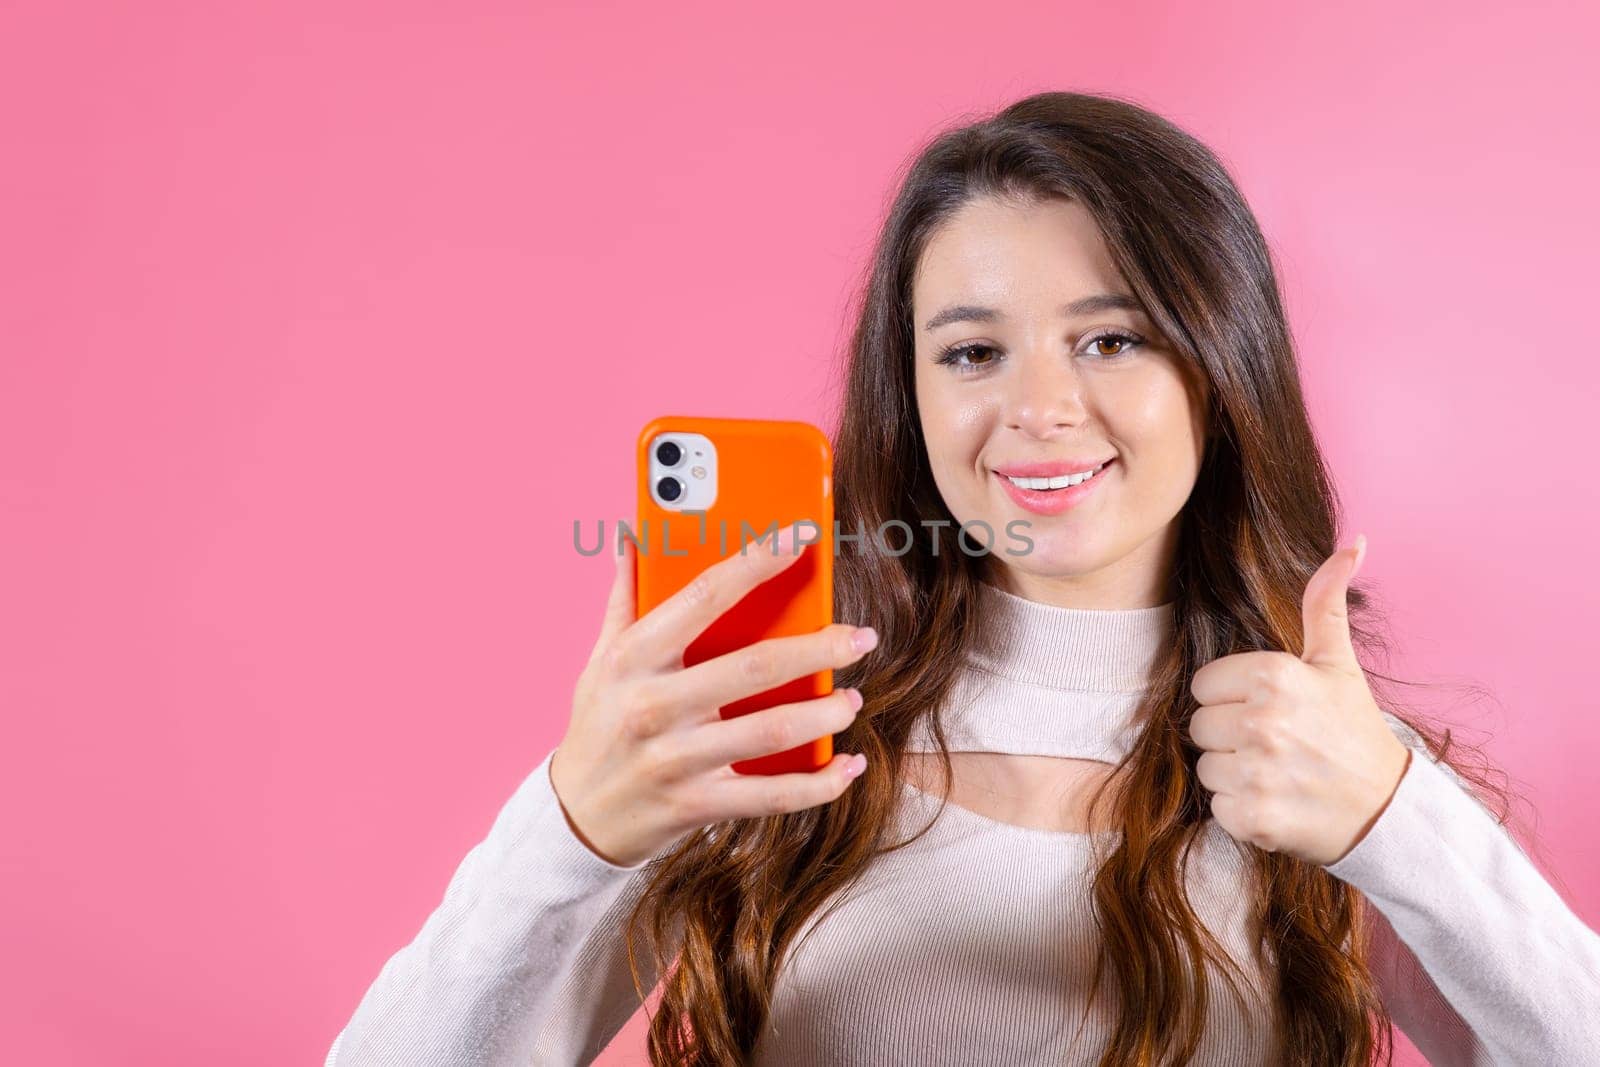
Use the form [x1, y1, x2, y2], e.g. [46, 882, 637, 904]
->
[634, 416, 835, 776]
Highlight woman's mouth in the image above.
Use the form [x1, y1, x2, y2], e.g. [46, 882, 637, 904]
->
[994, 458, 1114, 516]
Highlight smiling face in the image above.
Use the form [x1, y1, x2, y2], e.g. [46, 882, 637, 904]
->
[911, 194, 1209, 608]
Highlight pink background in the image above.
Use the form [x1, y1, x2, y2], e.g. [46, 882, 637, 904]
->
[3, 2, 1596, 1064]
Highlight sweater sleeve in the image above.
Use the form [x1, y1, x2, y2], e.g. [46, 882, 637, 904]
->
[325, 748, 678, 1067]
[1322, 717, 1600, 1065]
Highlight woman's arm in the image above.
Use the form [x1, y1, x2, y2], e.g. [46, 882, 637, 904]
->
[325, 747, 677, 1066]
[1363, 898, 1493, 1064]
[1323, 717, 1600, 1065]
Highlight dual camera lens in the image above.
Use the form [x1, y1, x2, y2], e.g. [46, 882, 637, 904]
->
[655, 439, 684, 502]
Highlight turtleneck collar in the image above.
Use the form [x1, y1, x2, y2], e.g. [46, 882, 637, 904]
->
[903, 580, 1177, 761]
[966, 580, 1176, 691]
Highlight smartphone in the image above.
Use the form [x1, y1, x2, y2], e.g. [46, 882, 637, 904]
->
[634, 416, 835, 776]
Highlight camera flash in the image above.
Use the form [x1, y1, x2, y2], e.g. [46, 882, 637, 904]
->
[691, 466, 707, 479]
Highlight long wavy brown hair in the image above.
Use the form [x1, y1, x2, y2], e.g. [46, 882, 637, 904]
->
[620, 90, 1529, 1065]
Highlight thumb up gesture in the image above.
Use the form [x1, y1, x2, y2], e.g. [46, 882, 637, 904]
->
[1188, 535, 1412, 866]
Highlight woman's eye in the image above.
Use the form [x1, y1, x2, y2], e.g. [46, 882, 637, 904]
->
[934, 343, 997, 371]
[933, 331, 1144, 373]
[1085, 331, 1143, 358]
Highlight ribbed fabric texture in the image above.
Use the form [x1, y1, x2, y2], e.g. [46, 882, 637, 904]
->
[326, 582, 1600, 1066]
[903, 582, 1171, 763]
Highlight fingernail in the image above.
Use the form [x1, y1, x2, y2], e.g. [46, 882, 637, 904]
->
[851, 627, 878, 653]
[844, 687, 863, 711]
[773, 525, 793, 554]
[844, 754, 867, 778]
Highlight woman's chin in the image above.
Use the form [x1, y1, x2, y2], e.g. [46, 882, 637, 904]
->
[956, 510, 1100, 571]
[992, 543, 1101, 580]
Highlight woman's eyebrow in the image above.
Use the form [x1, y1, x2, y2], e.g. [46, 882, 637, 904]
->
[922, 292, 1145, 332]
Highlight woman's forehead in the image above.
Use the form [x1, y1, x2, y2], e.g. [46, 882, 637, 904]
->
[913, 198, 1127, 310]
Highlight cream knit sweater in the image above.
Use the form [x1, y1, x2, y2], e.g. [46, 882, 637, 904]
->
[327, 582, 1600, 1065]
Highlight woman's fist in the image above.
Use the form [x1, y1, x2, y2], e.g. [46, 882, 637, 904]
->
[1188, 535, 1411, 866]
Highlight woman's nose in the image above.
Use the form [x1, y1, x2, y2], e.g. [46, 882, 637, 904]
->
[1002, 350, 1087, 439]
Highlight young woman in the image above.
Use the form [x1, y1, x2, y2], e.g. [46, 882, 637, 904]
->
[328, 92, 1600, 1066]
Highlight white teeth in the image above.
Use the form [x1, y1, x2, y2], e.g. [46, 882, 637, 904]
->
[1004, 461, 1107, 491]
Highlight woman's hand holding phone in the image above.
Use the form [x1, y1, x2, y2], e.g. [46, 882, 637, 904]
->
[549, 527, 877, 868]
